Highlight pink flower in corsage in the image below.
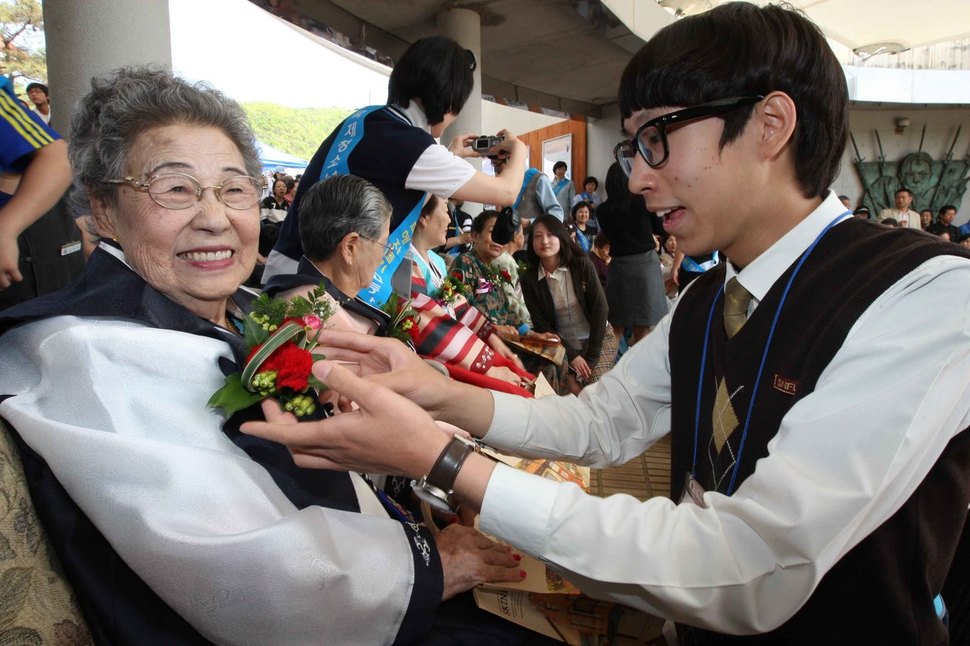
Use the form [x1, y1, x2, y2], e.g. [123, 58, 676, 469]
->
[208, 282, 335, 418]
[299, 314, 323, 330]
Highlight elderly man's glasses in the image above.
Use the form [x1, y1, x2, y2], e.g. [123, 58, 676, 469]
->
[102, 173, 262, 210]
[359, 234, 394, 256]
[613, 96, 764, 176]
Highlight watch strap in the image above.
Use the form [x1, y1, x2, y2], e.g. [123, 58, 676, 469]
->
[426, 437, 476, 496]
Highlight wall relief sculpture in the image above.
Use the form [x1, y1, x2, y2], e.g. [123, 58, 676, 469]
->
[850, 126, 969, 214]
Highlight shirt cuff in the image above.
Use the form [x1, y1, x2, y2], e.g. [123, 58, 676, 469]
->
[479, 463, 559, 557]
[482, 391, 533, 452]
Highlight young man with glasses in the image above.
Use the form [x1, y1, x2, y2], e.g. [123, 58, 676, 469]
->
[245, 4, 970, 642]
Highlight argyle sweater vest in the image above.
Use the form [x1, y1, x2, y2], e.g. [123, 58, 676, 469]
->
[669, 219, 970, 644]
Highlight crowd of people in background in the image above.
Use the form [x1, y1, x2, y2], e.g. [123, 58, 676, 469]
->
[846, 188, 970, 247]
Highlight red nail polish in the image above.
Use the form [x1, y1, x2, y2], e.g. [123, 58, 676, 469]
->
[513, 554, 522, 561]
[519, 570, 527, 578]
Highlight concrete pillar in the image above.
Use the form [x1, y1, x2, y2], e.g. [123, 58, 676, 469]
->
[437, 7, 483, 170]
[42, 0, 173, 137]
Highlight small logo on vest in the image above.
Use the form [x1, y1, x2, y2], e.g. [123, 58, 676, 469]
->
[772, 374, 799, 395]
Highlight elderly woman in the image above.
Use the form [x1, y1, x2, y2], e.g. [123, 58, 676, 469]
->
[261, 177, 289, 211]
[0, 67, 538, 645]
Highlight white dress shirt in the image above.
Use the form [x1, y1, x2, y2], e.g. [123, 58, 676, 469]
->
[478, 191, 970, 633]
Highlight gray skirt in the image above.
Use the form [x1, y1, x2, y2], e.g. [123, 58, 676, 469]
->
[605, 251, 668, 327]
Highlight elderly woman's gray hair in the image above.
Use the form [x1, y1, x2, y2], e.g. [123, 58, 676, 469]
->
[298, 175, 392, 262]
[68, 65, 261, 207]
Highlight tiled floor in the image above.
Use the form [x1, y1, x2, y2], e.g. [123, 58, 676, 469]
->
[587, 435, 672, 501]
[583, 436, 672, 644]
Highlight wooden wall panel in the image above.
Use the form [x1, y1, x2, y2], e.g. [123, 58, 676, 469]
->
[517, 117, 588, 188]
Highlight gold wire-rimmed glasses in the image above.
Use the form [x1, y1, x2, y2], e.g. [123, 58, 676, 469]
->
[101, 172, 262, 210]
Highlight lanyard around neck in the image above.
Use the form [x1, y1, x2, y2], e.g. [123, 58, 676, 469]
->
[691, 211, 849, 494]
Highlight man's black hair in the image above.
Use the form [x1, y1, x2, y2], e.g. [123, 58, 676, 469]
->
[618, 2, 847, 199]
[896, 187, 913, 198]
[553, 161, 567, 172]
[939, 204, 957, 217]
[387, 36, 476, 125]
[26, 82, 48, 97]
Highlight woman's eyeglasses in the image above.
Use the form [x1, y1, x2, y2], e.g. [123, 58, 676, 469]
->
[102, 173, 262, 210]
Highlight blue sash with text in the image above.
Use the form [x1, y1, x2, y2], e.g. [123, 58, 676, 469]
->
[319, 105, 427, 307]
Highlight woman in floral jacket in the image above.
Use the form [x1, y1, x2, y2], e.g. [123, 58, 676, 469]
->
[453, 210, 568, 392]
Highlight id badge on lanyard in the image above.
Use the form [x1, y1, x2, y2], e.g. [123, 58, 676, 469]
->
[680, 472, 708, 508]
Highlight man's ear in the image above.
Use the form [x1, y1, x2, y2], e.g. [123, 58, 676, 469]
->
[89, 194, 118, 240]
[756, 92, 798, 161]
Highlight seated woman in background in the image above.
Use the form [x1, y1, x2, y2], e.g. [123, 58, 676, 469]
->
[520, 214, 616, 394]
[453, 210, 567, 392]
[261, 176, 289, 211]
[410, 194, 532, 389]
[0, 66, 536, 645]
[452, 210, 534, 336]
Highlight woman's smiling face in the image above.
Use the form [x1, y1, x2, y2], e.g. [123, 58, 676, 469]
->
[92, 124, 260, 322]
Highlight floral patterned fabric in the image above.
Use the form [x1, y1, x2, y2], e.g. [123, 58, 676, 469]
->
[453, 252, 575, 393]
[0, 419, 91, 645]
[452, 251, 532, 328]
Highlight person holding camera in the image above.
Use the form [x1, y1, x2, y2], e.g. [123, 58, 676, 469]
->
[263, 35, 528, 299]
[491, 153, 564, 223]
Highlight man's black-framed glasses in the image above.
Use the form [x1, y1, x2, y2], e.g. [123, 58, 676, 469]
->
[613, 95, 764, 176]
[102, 173, 262, 210]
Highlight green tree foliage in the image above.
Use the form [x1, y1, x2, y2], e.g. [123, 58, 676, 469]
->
[1, 0, 46, 83]
[242, 103, 352, 162]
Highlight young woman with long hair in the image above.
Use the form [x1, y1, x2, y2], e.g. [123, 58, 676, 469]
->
[520, 214, 617, 393]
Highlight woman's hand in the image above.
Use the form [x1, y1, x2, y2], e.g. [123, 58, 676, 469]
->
[493, 129, 524, 158]
[434, 524, 524, 600]
[242, 359, 451, 478]
[485, 365, 527, 385]
[570, 355, 592, 381]
[448, 133, 479, 158]
[486, 333, 526, 370]
[493, 324, 518, 339]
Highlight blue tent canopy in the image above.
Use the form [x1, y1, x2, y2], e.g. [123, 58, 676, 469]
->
[256, 140, 308, 173]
